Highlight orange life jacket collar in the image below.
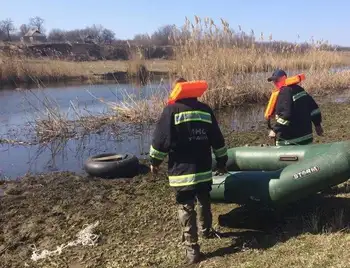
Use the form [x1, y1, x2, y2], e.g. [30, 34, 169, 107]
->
[167, 80, 208, 105]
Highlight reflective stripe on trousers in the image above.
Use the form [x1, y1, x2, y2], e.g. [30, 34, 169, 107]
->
[276, 133, 313, 146]
[169, 171, 212, 187]
[149, 145, 167, 161]
[213, 146, 228, 158]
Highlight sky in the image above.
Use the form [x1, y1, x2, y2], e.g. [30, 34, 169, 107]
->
[1, 0, 350, 46]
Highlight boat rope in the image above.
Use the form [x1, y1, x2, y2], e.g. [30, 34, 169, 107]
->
[30, 221, 100, 262]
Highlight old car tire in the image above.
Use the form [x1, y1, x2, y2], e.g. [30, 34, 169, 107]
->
[84, 153, 139, 178]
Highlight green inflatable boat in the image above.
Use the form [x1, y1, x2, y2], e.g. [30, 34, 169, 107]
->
[212, 140, 349, 171]
[210, 141, 350, 206]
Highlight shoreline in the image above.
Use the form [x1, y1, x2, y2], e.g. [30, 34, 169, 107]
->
[0, 70, 171, 89]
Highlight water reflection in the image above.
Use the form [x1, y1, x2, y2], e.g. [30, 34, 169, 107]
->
[0, 124, 153, 179]
[0, 81, 170, 142]
[0, 105, 266, 179]
[217, 105, 265, 131]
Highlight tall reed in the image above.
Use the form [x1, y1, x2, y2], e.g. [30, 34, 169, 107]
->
[172, 16, 350, 109]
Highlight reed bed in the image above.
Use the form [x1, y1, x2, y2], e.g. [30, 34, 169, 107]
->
[14, 17, 350, 140]
[31, 67, 350, 142]
[0, 54, 174, 85]
[172, 16, 350, 108]
[1, 17, 349, 85]
[173, 17, 345, 74]
[26, 86, 167, 142]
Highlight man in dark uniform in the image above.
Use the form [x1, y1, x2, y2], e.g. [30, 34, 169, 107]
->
[149, 78, 228, 264]
[267, 69, 324, 145]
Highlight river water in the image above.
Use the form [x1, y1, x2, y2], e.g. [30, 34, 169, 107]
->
[1, 80, 349, 179]
[0, 81, 267, 179]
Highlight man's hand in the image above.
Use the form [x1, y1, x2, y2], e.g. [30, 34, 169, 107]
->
[268, 130, 276, 138]
[150, 165, 159, 174]
[315, 125, 324, 136]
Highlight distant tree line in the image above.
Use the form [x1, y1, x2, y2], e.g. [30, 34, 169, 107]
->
[0, 16, 348, 51]
[0, 16, 46, 41]
[0, 16, 117, 44]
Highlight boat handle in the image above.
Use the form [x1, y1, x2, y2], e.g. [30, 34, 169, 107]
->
[279, 155, 298, 161]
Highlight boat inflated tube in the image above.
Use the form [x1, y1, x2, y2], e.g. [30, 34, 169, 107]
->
[211, 142, 350, 206]
[212, 141, 350, 171]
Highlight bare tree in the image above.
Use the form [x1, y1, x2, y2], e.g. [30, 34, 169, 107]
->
[19, 24, 30, 36]
[151, 25, 176, 46]
[29, 16, 45, 33]
[0, 18, 16, 41]
[0, 28, 5, 40]
[65, 29, 84, 42]
[83, 24, 104, 43]
[48, 29, 67, 42]
[133, 33, 152, 45]
[101, 28, 115, 44]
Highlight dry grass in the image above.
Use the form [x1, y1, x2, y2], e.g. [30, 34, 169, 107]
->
[25, 85, 167, 142]
[0, 53, 174, 84]
[35, 115, 119, 142]
[109, 95, 166, 123]
[173, 17, 345, 73]
[1, 17, 350, 91]
[172, 17, 350, 108]
[83, 68, 350, 126]
[21, 90, 116, 142]
[198, 69, 350, 109]
[33, 99, 165, 142]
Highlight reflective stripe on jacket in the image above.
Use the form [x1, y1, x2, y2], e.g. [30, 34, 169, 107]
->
[149, 98, 227, 191]
[273, 84, 322, 145]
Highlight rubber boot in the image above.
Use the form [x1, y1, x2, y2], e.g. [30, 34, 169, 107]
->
[185, 244, 201, 264]
[196, 191, 214, 239]
[178, 201, 201, 264]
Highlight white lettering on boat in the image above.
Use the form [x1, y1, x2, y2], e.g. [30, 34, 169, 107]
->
[293, 166, 320, 180]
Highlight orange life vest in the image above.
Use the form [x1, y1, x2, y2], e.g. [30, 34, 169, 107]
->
[264, 74, 306, 120]
[167, 80, 208, 105]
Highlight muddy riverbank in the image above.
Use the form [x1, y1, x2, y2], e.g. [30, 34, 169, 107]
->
[1, 170, 349, 268]
[1, 102, 350, 267]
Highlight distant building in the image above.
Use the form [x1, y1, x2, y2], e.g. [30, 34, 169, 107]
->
[23, 29, 47, 43]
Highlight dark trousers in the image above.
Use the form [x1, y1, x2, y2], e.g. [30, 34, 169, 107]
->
[176, 188, 212, 254]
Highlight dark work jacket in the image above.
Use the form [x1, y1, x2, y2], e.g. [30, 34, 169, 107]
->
[150, 98, 228, 192]
[272, 84, 322, 145]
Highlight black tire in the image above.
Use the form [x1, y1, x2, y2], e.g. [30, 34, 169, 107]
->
[84, 153, 139, 179]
